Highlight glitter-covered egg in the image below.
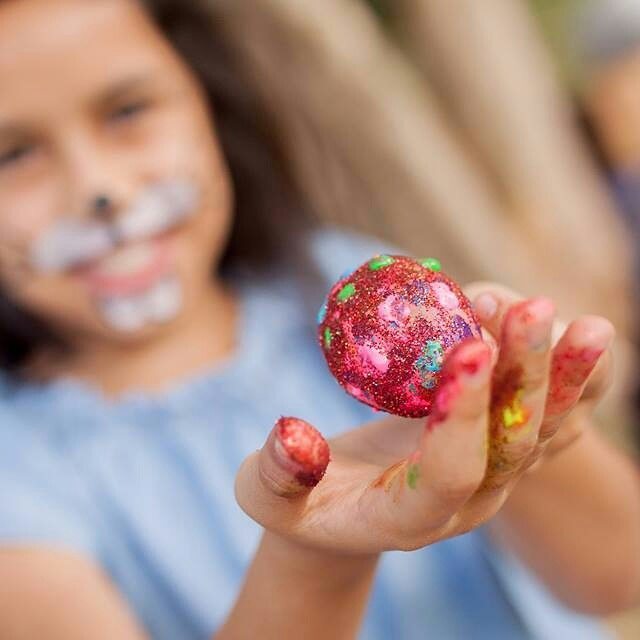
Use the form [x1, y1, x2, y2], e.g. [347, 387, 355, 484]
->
[317, 255, 482, 417]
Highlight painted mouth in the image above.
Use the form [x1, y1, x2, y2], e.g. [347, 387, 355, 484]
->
[76, 237, 184, 333]
[76, 238, 172, 298]
[98, 272, 183, 333]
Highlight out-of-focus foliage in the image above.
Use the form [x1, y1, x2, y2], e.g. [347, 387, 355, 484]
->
[362, 0, 392, 24]
[362, 0, 584, 88]
[528, 0, 586, 88]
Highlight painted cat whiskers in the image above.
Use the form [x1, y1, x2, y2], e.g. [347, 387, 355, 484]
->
[30, 179, 198, 273]
[27, 179, 200, 333]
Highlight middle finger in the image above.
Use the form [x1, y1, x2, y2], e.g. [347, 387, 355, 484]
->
[481, 297, 555, 491]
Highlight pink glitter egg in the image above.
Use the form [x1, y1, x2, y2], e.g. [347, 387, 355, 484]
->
[317, 255, 482, 418]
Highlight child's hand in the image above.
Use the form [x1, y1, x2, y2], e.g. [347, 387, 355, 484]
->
[235, 290, 613, 555]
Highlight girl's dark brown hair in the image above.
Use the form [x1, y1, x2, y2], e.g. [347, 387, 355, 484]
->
[0, 0, 310, 372]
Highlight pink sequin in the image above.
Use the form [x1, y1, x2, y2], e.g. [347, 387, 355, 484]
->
[378, 294, 411, 325]
[432, 282, 460, 310]
[357, 343, 390, 373]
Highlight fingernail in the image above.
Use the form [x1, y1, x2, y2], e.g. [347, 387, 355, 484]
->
[517, 298, 554, 350]
[473, 293, 498, 321]
[581, 316, 615, 352]
[274, 416, 330, 487]
[527, 321, 552, 350]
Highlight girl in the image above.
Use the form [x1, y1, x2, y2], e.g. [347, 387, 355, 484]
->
[0, 1, 638, 638]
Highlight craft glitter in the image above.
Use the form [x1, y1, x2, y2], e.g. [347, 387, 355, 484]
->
[406, 463, 421, 489]
[318, 254, 482, 417]
[276, 417, 331, 487]
[502, 388, 528, 428]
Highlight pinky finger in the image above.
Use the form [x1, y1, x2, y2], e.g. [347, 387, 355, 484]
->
[539, 316, 614, 444]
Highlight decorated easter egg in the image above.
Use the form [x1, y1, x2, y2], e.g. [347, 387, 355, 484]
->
[317, 255, 482, 417]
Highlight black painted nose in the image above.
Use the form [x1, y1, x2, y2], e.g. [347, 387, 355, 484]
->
[93, 195, 112, 215]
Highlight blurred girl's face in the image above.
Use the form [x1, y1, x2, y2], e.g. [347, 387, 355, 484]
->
[0, 0, 233, 342]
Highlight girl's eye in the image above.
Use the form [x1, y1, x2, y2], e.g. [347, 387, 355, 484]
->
[0, 144, 35, 169]
[108, 100, 149, 123]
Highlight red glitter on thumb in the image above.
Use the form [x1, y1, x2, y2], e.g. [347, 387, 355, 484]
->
[258, 417, 331, 497]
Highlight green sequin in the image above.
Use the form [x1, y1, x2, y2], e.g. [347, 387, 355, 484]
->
[420, 257, 442, 272]
[337, 282, 356, 301]
[324, 327, 333, 349]
[406, 463, 420, 489]
[368, 255, 395, 271]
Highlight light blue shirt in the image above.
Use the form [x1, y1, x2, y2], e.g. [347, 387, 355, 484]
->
[0, 229, 613, 639]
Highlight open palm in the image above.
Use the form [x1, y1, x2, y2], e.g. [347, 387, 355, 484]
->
[235, 286, 613, 555]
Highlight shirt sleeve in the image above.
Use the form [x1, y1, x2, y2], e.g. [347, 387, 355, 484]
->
[0, 412, 99, 557]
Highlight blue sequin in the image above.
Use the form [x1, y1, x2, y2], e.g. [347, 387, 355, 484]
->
[317, 301, 328, 325]
[415, 340, 444, 374]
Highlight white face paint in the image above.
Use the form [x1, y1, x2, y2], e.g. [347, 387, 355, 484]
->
[29, 179, 199, 333]
[99, 272, 183, 333]
[30, 180, 198, 272]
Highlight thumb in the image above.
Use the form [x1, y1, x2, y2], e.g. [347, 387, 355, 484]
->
[259, 416, 331, 497]
[235, 417, 331, 524]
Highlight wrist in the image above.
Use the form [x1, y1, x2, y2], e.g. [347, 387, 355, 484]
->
[219, 532, 379, 640]
[260, 530, 380, 588]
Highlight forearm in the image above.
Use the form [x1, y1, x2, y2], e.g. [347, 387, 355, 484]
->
[216, 531, 379, 640]
[485, 421, 640, 614]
